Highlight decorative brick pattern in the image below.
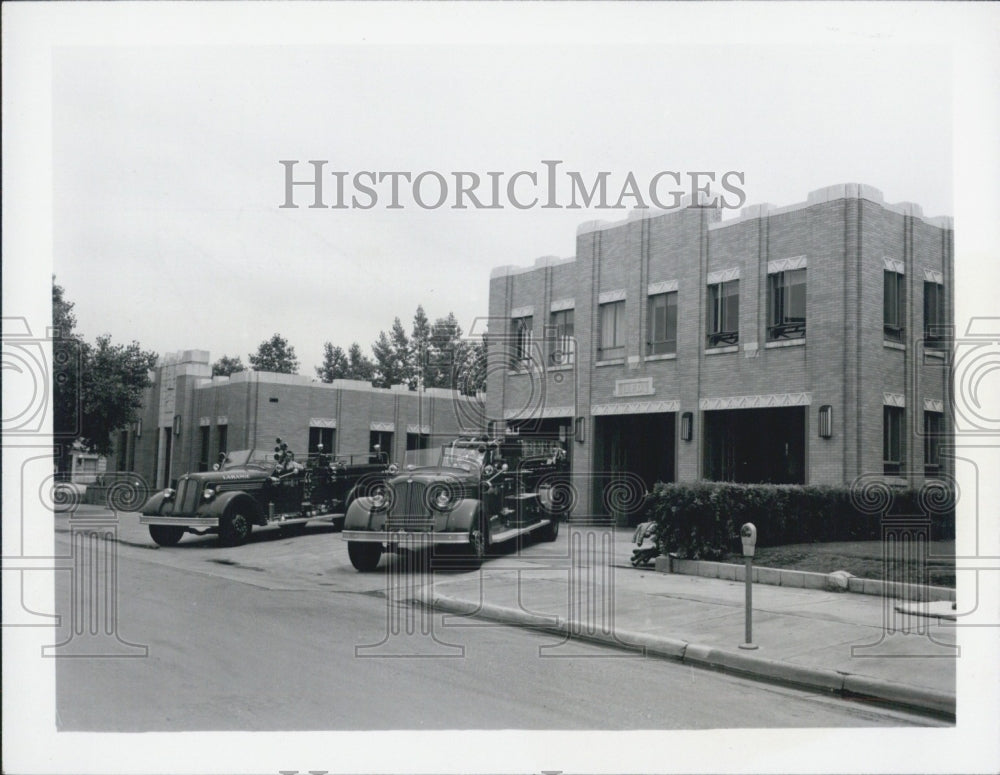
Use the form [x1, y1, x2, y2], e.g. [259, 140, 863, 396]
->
[699, 392, 812, 410]
[883, 392, 906, 407]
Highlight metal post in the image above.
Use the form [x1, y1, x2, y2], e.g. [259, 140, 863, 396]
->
[739, 555, 758, 650]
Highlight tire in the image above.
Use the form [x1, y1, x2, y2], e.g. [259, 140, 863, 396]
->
[539, 515, 560, 542]
[461, 523, 487, 570]
[219, 509, 253, 546]
[149, 524, 185, 547]
[348, 541, 382, 572]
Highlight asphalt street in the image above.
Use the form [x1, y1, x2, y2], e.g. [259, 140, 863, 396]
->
[52, 509, 946, 731]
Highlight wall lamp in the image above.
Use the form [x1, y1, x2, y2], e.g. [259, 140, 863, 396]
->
[575, 416, 586, 444]
[818, 405, 833, 439]
[135, 419, 142, 438]
[681, 412, 694, 441]
[173, 415, 182, 436]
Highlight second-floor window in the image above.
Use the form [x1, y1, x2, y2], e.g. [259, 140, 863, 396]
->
[707, 280, 739, 347]
[884, 270, 906, 343]
[548, 309, 575, 366]
[647, 292, 677, 355]
[511, 316, 533, 367]
[924, 281, 945, 349]
[598, 301, 626, 360]
[768, 269, 806, 341]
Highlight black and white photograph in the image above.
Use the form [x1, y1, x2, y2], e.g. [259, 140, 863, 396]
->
[3, 3, 999, 773]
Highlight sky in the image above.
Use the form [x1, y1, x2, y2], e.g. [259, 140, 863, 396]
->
[51, 40, 953, 372]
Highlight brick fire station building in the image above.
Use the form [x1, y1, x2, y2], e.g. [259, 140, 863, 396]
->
[487, 183, 953, 519]
[118, 351, 480, 490]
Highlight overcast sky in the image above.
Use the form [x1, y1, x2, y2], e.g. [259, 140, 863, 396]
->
[52, 41, 952, 371]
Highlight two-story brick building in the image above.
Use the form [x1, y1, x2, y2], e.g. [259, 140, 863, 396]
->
[487, 183, 953, 520]
[117, 350, 481, 489]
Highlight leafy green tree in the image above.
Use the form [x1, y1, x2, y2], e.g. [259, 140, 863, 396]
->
[316, 343, 349, 382]
[212, 354, 245, 377]
[371, 317, 411, 388]
[249, 333, 299, 374]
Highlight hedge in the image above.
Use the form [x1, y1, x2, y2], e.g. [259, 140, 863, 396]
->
[642, 481, 955, 560]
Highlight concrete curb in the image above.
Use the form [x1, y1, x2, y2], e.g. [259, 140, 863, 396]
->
[414, 591, 955, 720]
[654, 556, 956, 603]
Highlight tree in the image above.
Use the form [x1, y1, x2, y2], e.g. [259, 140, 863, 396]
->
[459, 333, 488, 396]
[248, 333, 299, 374]
[212, 355, 245, 377]
[347, 342, 376, 381]
[316, 343, 349, 382]
[371, 317, 411, 388]
[410, 305, 431, 387]
[52, 279, 82, 456]
[79, 334, 159, 455]
[425, 312, 470, 390]
[52, 279, 159, 463]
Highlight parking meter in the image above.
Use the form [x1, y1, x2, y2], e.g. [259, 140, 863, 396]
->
[739, 522, 758, 649]
[740, 523, 757, 557]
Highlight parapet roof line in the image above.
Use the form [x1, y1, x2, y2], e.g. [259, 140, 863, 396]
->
[490, 183, 953, 278]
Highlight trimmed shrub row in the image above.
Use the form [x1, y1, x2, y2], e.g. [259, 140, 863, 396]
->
[642, 481, 955, 560]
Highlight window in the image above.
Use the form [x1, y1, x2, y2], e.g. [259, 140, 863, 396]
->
[767, 269, 806, 340]
[924, 281, 945, 349]
[406, 432, 430, 451]
[647, 292, 678, 355]
[884, 270, 906, 343]
[309, 426, 336, 455]
[198, 426, 210, 471]
[217, 424, 228, 457]
[924, 411, 944, 476]
[116, 430, 129, 471]
[511, 316, 533, 367]
[598, 301, 626, 360]
[370, 430, 393, 461]
[707, 280, 739, 347]
[548, 309, 575, 366]
[883, 406, 905, 476]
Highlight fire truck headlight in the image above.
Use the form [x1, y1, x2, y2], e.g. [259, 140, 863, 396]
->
[203, 489, 216, 501]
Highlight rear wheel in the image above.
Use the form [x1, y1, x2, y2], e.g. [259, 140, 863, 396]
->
[149, 525, 184, 547]
[348, 541, 382, 571]
[219, 509, 253, 546]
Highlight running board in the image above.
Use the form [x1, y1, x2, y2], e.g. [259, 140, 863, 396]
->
[490, 520, 551, 545]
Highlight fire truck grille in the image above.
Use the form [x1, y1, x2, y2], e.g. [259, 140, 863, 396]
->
[386, 481, 433, 531]
[176, 478, 200, 514]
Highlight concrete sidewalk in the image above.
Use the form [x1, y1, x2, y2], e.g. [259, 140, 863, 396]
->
[411, 528, 957, 719]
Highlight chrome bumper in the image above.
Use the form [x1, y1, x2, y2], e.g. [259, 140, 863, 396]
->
[140, 514, 217, 528]
[342, 529, 470, 545]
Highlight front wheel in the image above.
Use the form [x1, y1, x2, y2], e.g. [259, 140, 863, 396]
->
[348, 541, 382, 571]
[219, 509, 253, 546]
[461, 524, 487, 570]
[539, 516, 560, 542]
[149, 524, 185, 547]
